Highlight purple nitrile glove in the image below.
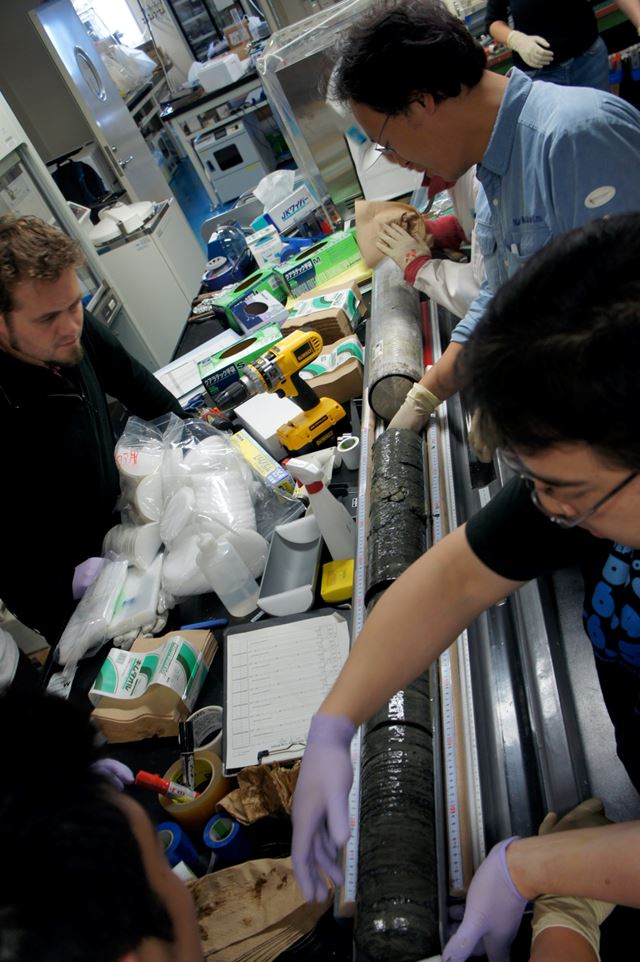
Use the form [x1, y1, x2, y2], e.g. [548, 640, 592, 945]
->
[92, 758, 134, 792]
[291, 712, 356, 902]
[443, 837, 527, 962]
[72, 557, 107, 600]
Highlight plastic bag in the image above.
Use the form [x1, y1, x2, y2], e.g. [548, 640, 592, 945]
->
[0, 626, 19, 693]
[253, 169, 295, 208]
[56, 558, 128, 669]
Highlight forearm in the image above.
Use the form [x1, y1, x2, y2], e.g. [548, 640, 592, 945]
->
[489, 19, 512, 44]
[419, 341, 466, 401]
[616, 0, 640, 29]
[412, 259, 479, 319]
[321, 526, 520, 724]
[508, 822, 640, 906]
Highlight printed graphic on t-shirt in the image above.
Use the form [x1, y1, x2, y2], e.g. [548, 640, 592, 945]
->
[584, 543, 640, 674]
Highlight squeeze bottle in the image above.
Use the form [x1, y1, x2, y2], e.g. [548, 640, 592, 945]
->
[287, 457, 356, 561]
[196, 536, 259, 617]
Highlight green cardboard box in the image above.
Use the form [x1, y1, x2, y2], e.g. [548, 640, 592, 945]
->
[274, 229, 361, 296]
[197, 323, 283, 399]
[205, 267, 289, 333]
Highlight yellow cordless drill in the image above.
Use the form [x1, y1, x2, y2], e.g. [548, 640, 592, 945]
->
[214, 330, 346, 454]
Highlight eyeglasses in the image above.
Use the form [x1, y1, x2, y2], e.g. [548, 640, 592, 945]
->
[373, 114, 396, 158]
[372, 101, 424, 162]
[500, 449, 638, 529]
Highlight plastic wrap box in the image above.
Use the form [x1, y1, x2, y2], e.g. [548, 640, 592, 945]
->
[274, 230, 361, 296]
[197, 323, 283, 399]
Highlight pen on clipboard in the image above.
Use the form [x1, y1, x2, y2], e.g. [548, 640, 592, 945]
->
[256, 741, 307, 764]
[178, 719, 196, 791]
[179, 618, 228, 630]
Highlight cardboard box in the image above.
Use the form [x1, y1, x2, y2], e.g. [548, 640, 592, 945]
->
[274, 230, 361, 296]
[205, 267, 289, 332]
[300, 335, 364, 404]
[281, 282, 366, 345]
[197, 323, 283, 399]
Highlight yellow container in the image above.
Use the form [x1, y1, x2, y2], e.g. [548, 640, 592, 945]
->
[321, 558, 355, 603]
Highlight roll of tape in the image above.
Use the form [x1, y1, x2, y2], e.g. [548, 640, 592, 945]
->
[203, 814, 253, 867]
[337, 435, 360, 471]
[159, 749, 231, 831]
[188, 705, 223, 756]
[172, 860, 198, 882]
[157, 820, 201, 875]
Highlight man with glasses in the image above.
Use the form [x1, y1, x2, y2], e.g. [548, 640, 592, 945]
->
[291, 214, 640, 956]
[331, 0, 640, 433]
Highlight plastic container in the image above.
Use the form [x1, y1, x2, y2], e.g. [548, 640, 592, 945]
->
[196, 536, 259, 617]
[257, 514, 322, 616]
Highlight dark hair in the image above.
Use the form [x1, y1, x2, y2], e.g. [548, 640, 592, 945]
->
[331, 0, 486, 114]
[0, 692, 174, 962]
[0, 214, 84, 316]
[464, 214, 640, 471]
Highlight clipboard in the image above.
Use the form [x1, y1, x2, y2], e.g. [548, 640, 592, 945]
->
[222, 609, 350, 775]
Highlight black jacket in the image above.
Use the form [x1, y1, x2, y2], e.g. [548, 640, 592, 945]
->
[0, 310, 184, 643]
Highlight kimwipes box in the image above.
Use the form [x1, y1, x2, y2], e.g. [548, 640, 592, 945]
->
[299, 335, 364, 404]
[281, 282, 366, 345]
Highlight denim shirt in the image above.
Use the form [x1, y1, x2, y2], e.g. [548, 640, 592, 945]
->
[452, 69, 640, 343]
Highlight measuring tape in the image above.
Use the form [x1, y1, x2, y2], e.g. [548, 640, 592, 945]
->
[338, 390, 372, 913]
[427, 416, 464, 894]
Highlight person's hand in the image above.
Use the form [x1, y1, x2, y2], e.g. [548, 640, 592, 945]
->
[506, 30, 554, 68]
[72, 556, 107, 600]
[442, 837, 527, 962]
[92, 758, 134, 791]
[532, 799, 615, 957]
[468, 409, 495, 463]
[424, 213, 467, 253]
[376, 222, 432, 271]
[388, 383, 441, 432]
[291, 712, 356, 902]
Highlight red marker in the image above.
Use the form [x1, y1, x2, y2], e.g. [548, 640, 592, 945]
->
[135, 770, 200, 800]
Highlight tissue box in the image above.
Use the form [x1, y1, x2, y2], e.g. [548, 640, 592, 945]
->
[229, 290, 288, 334]
[197, 323, 283, 399]
[299, 335, 364, 404]
[247, 225, 284, 267]
[198, 53, 245, 92]
[267, 184, 321, 233]
[204, 267, 289, 332]
[282, 282, 366, 344]
[274, 230, 361, 296]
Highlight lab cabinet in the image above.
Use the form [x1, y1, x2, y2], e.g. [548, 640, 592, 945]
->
[166, 0, 222, 62]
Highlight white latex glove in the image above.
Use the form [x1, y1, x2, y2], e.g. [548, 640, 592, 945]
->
[506, 30, 554, 68]
[388, 383, 441, 433]
[468, 409, 494, 463]
[376, 222, 432, 271]
[531, 799, 615, 961]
